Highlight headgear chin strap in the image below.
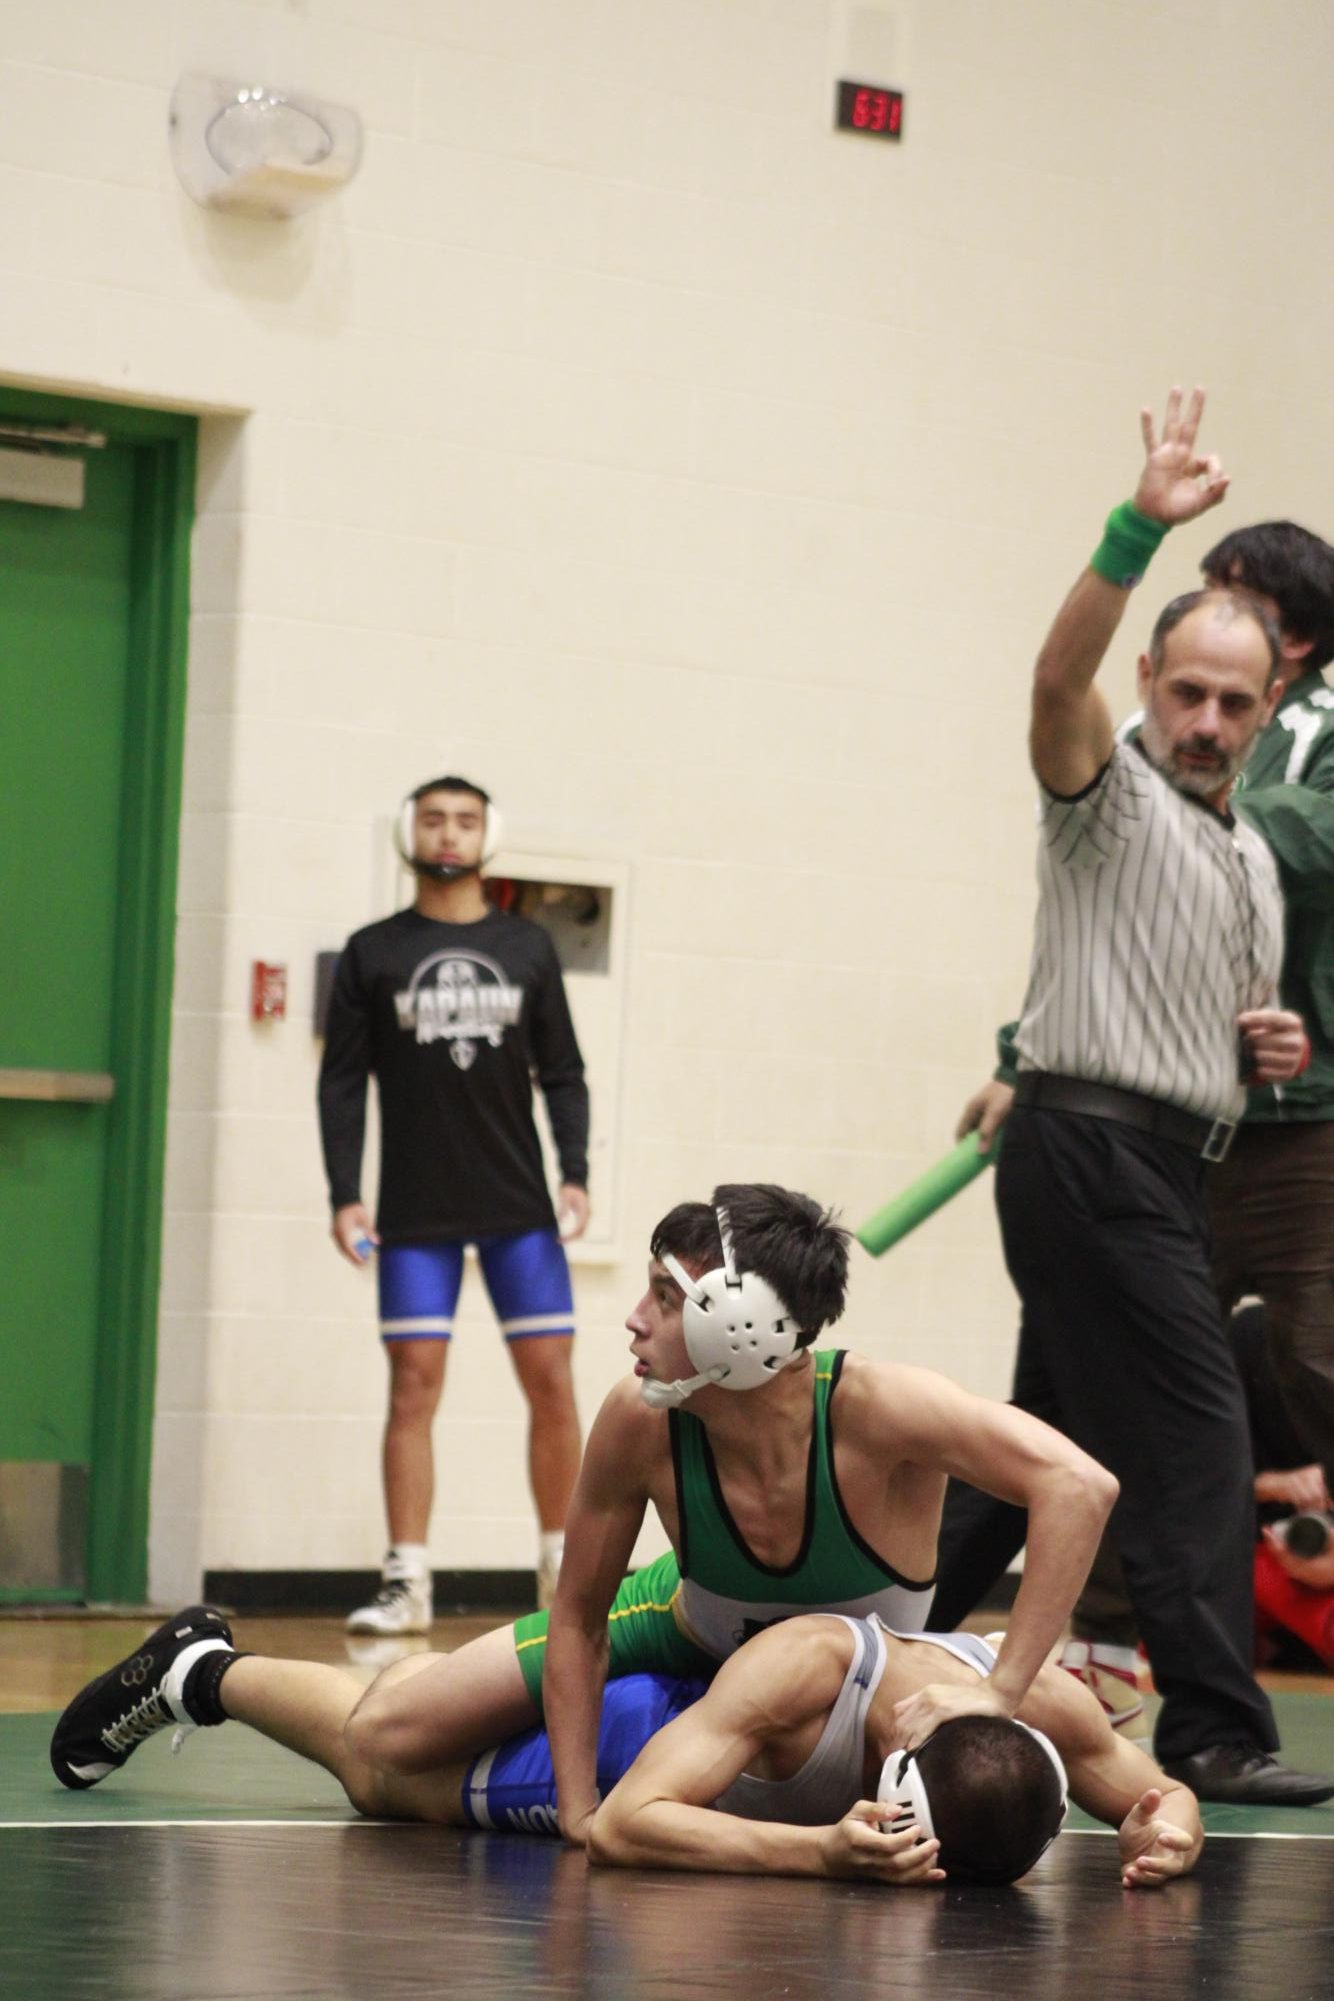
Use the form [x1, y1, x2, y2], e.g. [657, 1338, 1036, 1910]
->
[395, 776, 505, 883]
[640, 1207, 802, 1410]
[877, 1718, 1070, 1863]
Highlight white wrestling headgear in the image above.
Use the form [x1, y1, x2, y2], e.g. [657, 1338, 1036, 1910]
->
[641, 1207, 803, 1410]
[395, 774, 505, 883]
[877, 1719, 1069, 1872]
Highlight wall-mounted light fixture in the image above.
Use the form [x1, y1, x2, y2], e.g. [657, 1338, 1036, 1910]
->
[169, 71, 363, 220]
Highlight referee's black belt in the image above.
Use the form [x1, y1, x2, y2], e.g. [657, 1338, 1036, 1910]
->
[1013, 1073, 1237, 1162]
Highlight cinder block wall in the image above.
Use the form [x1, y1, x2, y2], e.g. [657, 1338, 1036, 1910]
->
[1, 0, 1329, 1597]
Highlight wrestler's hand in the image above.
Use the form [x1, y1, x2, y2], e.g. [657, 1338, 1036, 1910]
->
[1132, 386, 1229, 526]
[956, 1078, 1014, 1154]
[558, 1184, 590, 1242]
[891, 1679, 1009, 1751]
[1118, 1790, 1196, 1888]
[332, 1203, 378, 1268]
[821, 1802, 945, 1886]
[1237, 1007, 1308, 1083]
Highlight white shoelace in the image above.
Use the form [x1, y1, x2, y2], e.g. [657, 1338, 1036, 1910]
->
[103, 1689, 173, 1755]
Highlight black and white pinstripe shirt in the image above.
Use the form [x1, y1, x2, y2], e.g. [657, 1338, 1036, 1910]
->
[1015, 741, 1284, 1122]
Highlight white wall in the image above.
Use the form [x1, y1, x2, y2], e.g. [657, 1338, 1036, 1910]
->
[1, 0, 1331, 1599]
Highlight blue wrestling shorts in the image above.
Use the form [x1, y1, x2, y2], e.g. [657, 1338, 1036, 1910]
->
[378, 1230, 574, 1342]
[461, 1671, 707, 1834]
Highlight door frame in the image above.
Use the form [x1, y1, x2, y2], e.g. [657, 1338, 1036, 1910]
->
[1, 384, 196, 1602]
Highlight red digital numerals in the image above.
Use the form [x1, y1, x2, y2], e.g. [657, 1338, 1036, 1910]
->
[836, 80, 904, 142]
[853, 88, 898, 133]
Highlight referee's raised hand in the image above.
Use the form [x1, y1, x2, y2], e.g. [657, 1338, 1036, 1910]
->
[1132, 385, 1230, 525]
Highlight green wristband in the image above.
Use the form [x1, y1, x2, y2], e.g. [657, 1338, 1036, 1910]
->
[1090, 500, 1169, 589]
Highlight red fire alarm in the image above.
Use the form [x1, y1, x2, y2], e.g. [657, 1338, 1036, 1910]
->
[251, 961, 288, 1021]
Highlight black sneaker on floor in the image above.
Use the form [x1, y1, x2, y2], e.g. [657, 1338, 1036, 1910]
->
[1161, 1743, 1334, 1807]
[50, 1605, 234, 1791]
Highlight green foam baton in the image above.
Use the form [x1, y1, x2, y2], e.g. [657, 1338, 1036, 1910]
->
[856, 1131, 998, 1257]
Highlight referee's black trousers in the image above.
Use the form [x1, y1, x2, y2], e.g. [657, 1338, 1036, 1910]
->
[991, 1104, 1278, 1762]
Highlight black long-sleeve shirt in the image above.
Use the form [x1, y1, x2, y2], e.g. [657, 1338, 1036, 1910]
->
[317, 908, 589, 1243]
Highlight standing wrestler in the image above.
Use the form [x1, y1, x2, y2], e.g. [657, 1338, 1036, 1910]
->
[318, 775, 590, 1632]
[953, 387, 1327, 1803]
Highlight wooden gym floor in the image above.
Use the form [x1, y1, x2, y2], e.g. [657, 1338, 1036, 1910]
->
[3, 1611, 1333, 2001]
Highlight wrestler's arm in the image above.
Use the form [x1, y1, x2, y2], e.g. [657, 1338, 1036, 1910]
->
[545, 1379, 652, 1845]
[588, 1623, 943, 1885]
[1020, 1664, 1203, 1887]
[861, 1365, 1117, 1737]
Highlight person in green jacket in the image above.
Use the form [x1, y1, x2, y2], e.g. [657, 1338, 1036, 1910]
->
[1201, 521, 1334, 1490]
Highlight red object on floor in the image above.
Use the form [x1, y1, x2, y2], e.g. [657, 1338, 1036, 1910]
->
[1253, 1539, 1334, 1669]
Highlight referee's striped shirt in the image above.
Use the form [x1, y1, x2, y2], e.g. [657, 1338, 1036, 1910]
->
[1015, 739, 1284, 1122]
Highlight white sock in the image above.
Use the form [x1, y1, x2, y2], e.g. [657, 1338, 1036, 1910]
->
[1085, 1642, 1140, 1674]
[386, 1543, 430, 1579]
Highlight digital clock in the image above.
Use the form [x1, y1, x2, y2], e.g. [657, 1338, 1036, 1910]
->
[834, 80, 904, 141]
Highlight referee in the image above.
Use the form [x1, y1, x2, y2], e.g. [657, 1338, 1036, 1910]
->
[997, 387, 1330, 1806]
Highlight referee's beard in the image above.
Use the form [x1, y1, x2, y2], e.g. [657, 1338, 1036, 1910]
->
[1138, 711, 1253, 804]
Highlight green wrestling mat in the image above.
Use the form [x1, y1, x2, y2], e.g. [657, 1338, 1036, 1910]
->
[1, 1714, 357, 1824]
[4, 1698, 1333, 1836]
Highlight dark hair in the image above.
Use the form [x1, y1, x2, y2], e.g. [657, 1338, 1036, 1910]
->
[411, 774, 491, 808]
[1148, 588, 1280, 681]
[648, 1184, 849, 1347]
[1201, 521, 1334, 672]
[915, 1716, 1065, 1886]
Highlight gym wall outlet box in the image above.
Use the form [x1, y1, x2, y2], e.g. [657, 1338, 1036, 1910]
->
[251, 962, 288, 1021]
[496, 878, 612, 976]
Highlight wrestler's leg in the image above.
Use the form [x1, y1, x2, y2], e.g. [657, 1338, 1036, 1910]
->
[215, 1654, 473, 1821]
[343, 1621, 539, 1773]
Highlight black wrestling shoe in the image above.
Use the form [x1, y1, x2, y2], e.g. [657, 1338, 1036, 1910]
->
[1161, 1743, 1334, 1807]
[50, 1605, 234, 1790]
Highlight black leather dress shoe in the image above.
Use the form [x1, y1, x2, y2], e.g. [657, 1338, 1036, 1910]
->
[1161, 1744, 1334, 1807]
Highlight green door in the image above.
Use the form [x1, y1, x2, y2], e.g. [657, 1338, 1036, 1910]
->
[0, 394, 195, 1603]
[0, 443, 138, 1596]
